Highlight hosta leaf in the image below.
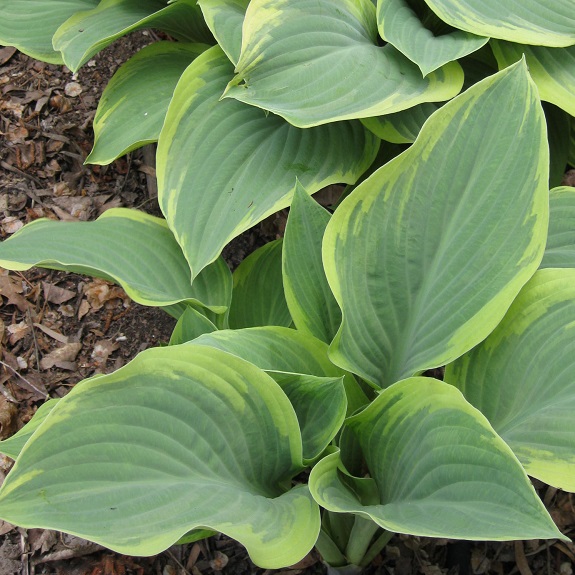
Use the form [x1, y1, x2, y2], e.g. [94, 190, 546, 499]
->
[86, 42, 207, 165]
[541, 187, 575, 269]
[545, 104, 571, 189]
[224, 0, 464, 127]
[377, 0, 487, 76]
[283, 184, 341, 344]
[191, 327, 368, 415]
[169, 307, 217, 346]
[446, 269, 575, 492]
[0, 208, 231, 313]
[0, 0, 97, 64]
[323, 61, 548, 388]
[266, 372, 346, 463]
[361, 103, 440, 144]
[309, 378, 563, 540]
[570, 122, 575, 168]
[228, 240, 291, 329]
[0, 346, 320, 567]
[157, 46, 379, 279]
[53, 0, 212, 71]
[197, 0, 249, 65]
[0, 399, 60, 460]
[491, 42, 575, 117]
[423, 0, 575, 47]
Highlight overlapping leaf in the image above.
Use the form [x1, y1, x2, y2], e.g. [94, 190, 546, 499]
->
[377, 0, 487, 76]
[191, 327, 368, 415]
[53, 0, 212, 71]
[323, 61, 548, 388]
[157, 46, 379, 279]
[283, 184, 341, 343]
[169, 307, 217, 345]
[0, 0, 97, 63]
[491, 42, 575, 117]
[423, 0, 575, 47]
[0, 208, 231, 312]
[541, 187, 575, 269]
[544, 104, 572, 189]
[309, 378, 564, 540]
[224, 0, 464, 127]
[228, 240, 291, 329]
[0, 346, 320, 567]
[197, 0, 248, 65]
[87, 42, 207, 165]
[446, 269, 575, 492]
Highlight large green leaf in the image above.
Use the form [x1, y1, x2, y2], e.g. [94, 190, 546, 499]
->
[157, 46, 379, 279]
[446, 269, 575, 492]
[228, 240, 291, 329]
[377, 0, 487, 76]
[309, 378, 564, 540]
[323, 61, 549, 388]
[0, 346, 320, 567]
[0, 399, 60, 460]
[283, 183, 341, 344]
[541, 187, 575, 269]
[423, 0, 575, 47]
[223, 0, 464, 127]
[544, 104, 571, 189]
[53, 0, 212, 71]
[197, 0, 249, 65]
[86, 42, 207, 165]
[169, 307, 217, 345]
[0, 208, 231, 312]
[191, 327, 368, 415]
[267, 372, 346, 463]
[491, 42, 575, 117]
[0, 0, 97, 64]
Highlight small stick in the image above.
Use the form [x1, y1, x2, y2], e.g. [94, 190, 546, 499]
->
[0, 360, 47, 398]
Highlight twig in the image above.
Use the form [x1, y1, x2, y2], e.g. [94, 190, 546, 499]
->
[514, 541, 533, 575]
[0, 160, 44, 187]
[166, 549, 192, 575]
[0, 360, 47, 398]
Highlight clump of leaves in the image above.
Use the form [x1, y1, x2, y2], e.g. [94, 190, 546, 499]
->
[0, 0, 574, 571]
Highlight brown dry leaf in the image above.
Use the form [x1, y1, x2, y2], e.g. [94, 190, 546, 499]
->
[6, 321, 30, 345]
[208, 551, 229, 572]
[0, 46, 17, 65]
[0, 520, 15, 536]
[0, 273, 29, 312]
[5, 125, 28, 143]
[53, 196, 93, 220]
[78, 299, 91, 319]
[84, 279, 129, 310]
[42, 281, 76, 304]
[91, 339, 120, 365]
[33, 323, 69, 344]
[0, 216, 24, 235]
[0, 395, 17, 439]
[40, 342, 82, 370]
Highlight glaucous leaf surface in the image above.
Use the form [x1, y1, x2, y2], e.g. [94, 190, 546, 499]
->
[228, 240, 291, 329]
[542, 187, 575, 270]
[0, 208, 231, 312]
[191, 327, 368, 415]
[491, 42, 575, 117]
[265, 372, 346, 463]
[446, 269, 575, 492]
[224, 0, 464, 127]
[0, 0, 97, 63]
[0, 399, 60, 460]
[323, 61, 548, 388]
[309, 378, 564, 540]
[53, 0, 212, 71]
[377, 0, 487, 76]
[361, 103, 440, 144]
[169, 307, 217, 346]
[87, 42, 207, 165]
[283, 184, 341, 344]
[0, 345, 320, 567]
[197, 0, 249, 65]
[157, 46, 379, 279]
[423, 0, 575, 47]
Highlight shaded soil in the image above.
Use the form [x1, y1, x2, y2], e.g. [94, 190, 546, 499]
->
[0, 33, 574, 575]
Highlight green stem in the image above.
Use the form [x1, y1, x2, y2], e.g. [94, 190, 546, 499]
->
[315, 528, 348, 568]
[359, 529, 394, 567]
[344, 516, 381, 567]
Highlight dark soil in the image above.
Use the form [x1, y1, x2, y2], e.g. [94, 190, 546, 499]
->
[0, 33, 574, 575]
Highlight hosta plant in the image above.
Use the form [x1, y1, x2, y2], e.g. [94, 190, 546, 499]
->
[1, 0, 575, 572]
